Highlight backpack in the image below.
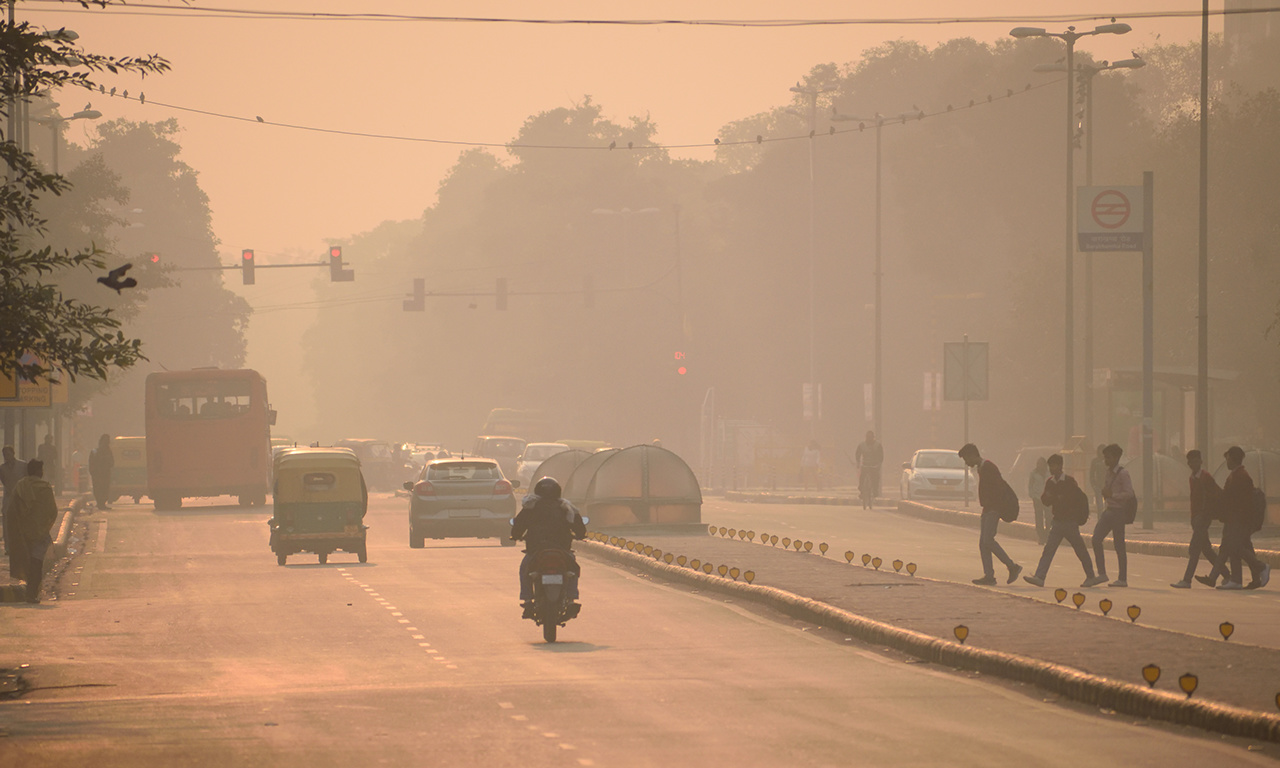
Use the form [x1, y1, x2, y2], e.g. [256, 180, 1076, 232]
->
[1122, 495, 1138, 525]
[997, 480, 1020, 523]
[1250, 487, 1268, 533]
[1066, 481, 1090, 526]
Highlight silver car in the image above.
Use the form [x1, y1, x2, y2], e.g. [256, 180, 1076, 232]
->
[900, 449, 975, 501]
[514, 442, 569, 489]
[405, 459, 517, 548]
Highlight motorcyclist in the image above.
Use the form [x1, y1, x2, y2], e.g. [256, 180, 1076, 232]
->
[511, 477, 586, 619]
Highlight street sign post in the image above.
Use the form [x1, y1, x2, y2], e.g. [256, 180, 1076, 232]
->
[944, 337, 988, 507]
[1078, 185, 1145, 252]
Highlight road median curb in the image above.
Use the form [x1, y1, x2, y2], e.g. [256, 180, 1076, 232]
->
[579, 538, 1280, 743]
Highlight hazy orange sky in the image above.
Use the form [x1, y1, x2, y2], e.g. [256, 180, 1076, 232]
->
[23, 1, 1212, 261]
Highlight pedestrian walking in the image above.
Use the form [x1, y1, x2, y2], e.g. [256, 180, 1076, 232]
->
[9, 459, 58, 603]
[958, 443, 1022, 586]
[89, 433, 115, 511]
[1088, 444, 1107, 515]
[36, 434, 60, 496]
[1200, 446, 1270, 590]
[855, 431, 883, 510]
[1028, 457, 1049, 544]
[1170, 449, 1221, 588]
[1023, 454, 1105, 588]
[1, 445, 22, 557]
[1093, 443, 1134, 587]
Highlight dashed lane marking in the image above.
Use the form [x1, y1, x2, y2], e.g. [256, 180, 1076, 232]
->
[498, 702, 513, 709]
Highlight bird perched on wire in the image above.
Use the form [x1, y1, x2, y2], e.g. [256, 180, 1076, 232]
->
[97, 263, 137, 294]
[256, 116, 264, 123]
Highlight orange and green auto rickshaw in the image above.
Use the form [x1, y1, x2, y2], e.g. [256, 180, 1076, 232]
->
[269, 448, 368, 565]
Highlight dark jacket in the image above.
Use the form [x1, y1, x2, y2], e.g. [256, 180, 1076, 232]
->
[977, 459, 1004, 512]
[1041, 473, 1084, 523]
[89, 446, 114, 478]
[1189, 470, 1221, 524]
[511, 495, 586, 552]
[1221, 465, 1255, 528]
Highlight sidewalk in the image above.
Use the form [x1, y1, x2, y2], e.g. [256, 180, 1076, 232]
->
[1, 496, 81, 602]
[581, 528, 1280, 742]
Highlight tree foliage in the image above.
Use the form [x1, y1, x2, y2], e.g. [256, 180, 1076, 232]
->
[0, 6, 168, 383]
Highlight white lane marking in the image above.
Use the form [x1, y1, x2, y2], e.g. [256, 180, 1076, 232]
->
[498, 702, 513, 709]
[418, 643, 431, 647]
[96, 519, 108, 552]
[412, 635, 425, 640]
[578, 760, 595, 766]
[406, 627, 418, 631]
[397, 619, 409, 624]
[390, 612, 403, 616]
[511, 715, 527, 721]
[559, 744, 576, 750]
[432, 656, 445, 661]
[446, 664, 457, 669]
[543, 733, 559, 738]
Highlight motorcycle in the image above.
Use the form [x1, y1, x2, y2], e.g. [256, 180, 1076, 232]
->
[524, 547, 581, 642]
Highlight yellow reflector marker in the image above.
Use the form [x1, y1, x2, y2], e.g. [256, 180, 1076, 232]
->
[954, 625, 969, 644]
[781, 537, 791, 549]
[1127, 605, 1141, 623]
[744, 570, 756, 584]
[652, 549, 662, 560]
[793, 541, 803, 552]
[677, 555, 688, 567]
[1072, 592, 1085, 609]
[643, 545, 653, 556]
[892, 559, 903, 572]
[728, 528, 737, 538]
[862, 554, 872, 566]
[738, 530, 747, 540]
[770, 535, 779, 546]
[703, 563, 713, 574]
[1220, 621, 1234, 641]
[729, 567, 740, 580]
[609, 536, 618, 546]
[819, 543, 829, 555]
[747, 531, 756, 542]
[906, 563, 918, 576]
[690, 559, 700, 570]
[1142, 664, 1161, 686]
[1099, 598, 1113, 616]
[1054, 588, 1067, 604]
[872, 557, 882, 570]
[1179, 673, 1198, 698]
[717, 565, 728, 577]
[803, 541, 813, 552]
[719, 526, 727, 536]
[708, 525, 716, 535]
[626, 542, 635, 551]
[664, 553, 674, 564]
[844, 551, 855, 563]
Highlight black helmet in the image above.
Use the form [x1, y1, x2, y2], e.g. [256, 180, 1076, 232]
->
[534, 477, 562, 501]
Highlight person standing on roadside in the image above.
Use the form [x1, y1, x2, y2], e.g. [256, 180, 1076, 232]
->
[1093, 444, 1134, 587]
[1024, 454, 1105, 588]
[958, 443, 1021, 586]
[10, 460, 58, 603]
[36, 434, 60, 496]
[1, 445, 23, 557]
[1028, 457, 1050, 544]
[1170, 449, 1221, 589]
[855, 431, 884, 510]
[1089, 444, 1107, 516]
[89, 433, 114, 511]
[1201, 446, 1270, 590]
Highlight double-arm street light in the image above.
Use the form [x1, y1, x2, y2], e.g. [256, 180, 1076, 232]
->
[1010, 21, 1132, 444]
[1033, 55, 1143, 444]
[35, 107, 101, 173]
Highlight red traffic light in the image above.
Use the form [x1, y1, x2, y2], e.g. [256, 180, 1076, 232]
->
[242, 249, 254, 261]
[241, 249, 255, 285]
[677, 366, 687, 375]
[329, 246, 341, 259]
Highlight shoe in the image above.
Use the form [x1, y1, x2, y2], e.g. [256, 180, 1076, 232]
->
[1082, 575, 1108, 588]
[1022, 574, 1045, 587]
[1194, 575, 1216, 588]
[1245, 581, 1262, 590]
[1217, 581, 1244, 590]
[1109, 579, 1128, 587]
[1261, 564, 1272, 588]
[971, 575, 998, 586]
[1006, 564, 1023, 584]
[520, 602, 536, 619]
[1170, 580, 1192, 589]
[565, 602, 582, 619]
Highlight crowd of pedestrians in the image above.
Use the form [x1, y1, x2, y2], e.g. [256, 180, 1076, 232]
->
[960, 442, 1271, 591]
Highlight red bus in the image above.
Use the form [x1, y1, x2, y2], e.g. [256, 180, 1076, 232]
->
[145, 368, 274, 509]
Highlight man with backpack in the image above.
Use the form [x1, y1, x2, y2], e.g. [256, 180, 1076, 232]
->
[1200, 446, 1269, 590]
[1093, 444, 1135, 587]
[1170, 449, 1221, 588]
[1023, 454, 1106, 588]
[958, 443, 1022, 586]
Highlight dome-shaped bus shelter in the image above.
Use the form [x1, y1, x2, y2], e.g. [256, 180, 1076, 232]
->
[570, 444, 702, 526]
[529, 449, 593, 490]
[562, 449, 619, 504]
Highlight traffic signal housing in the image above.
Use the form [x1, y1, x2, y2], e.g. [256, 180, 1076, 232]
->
[241, 249, 255, 285]
[674, 350, 687, 376]
[328, 246, 354, 282]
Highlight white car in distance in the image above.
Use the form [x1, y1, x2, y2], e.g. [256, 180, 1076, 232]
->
[514, 442, 570, 489]
[900, 449, 975, 502]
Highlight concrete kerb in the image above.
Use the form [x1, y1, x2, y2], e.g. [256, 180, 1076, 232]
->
[578, 538, 1280, 743]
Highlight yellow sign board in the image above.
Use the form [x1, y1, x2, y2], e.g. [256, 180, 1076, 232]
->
[0, 369, 15, 400]
[0, 353, 54, 408]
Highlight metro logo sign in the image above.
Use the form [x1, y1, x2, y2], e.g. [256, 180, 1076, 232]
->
[1077, 185, 1144, 252]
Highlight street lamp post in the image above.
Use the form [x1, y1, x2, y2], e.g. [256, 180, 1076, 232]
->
[789, 83, 834, 437]
[1011, 22, 1131, 445]
[35, 108, 101, 173]
[1033, 55, 1143, 444]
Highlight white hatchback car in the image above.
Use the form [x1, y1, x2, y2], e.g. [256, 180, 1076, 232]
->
[514, 443, 570, 489]
[900, 449, 975, 501]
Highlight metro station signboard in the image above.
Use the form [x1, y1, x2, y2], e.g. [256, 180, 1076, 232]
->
[1078, 186, 1145, 252]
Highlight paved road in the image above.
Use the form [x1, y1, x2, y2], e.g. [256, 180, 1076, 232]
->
[703, 497, 1280, 649]
[1, 496, 1274, 766]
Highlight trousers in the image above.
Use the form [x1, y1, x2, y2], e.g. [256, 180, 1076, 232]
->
[1209, 524, 1262, 585]
[1181, 517, 1219, 582]
[1092, 508, 1127, 580]
[1034, 519, 1096, 579]
[979, 509, 1015, 577]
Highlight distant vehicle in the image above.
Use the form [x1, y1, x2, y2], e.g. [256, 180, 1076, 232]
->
[514, 443, 570, 489]
[900, 449, 975, 501]
[145, 368, 274, 510]
[270, 447, 368, 565]
[408, 444, 452, 472]
[110, 436, 148, 504]
[556, 439, 613, 453]
[404, 458, 517, 548]
[334, 438, 405, 492]
[481, 408, 554, 442]
[471, 435, 527, 481]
